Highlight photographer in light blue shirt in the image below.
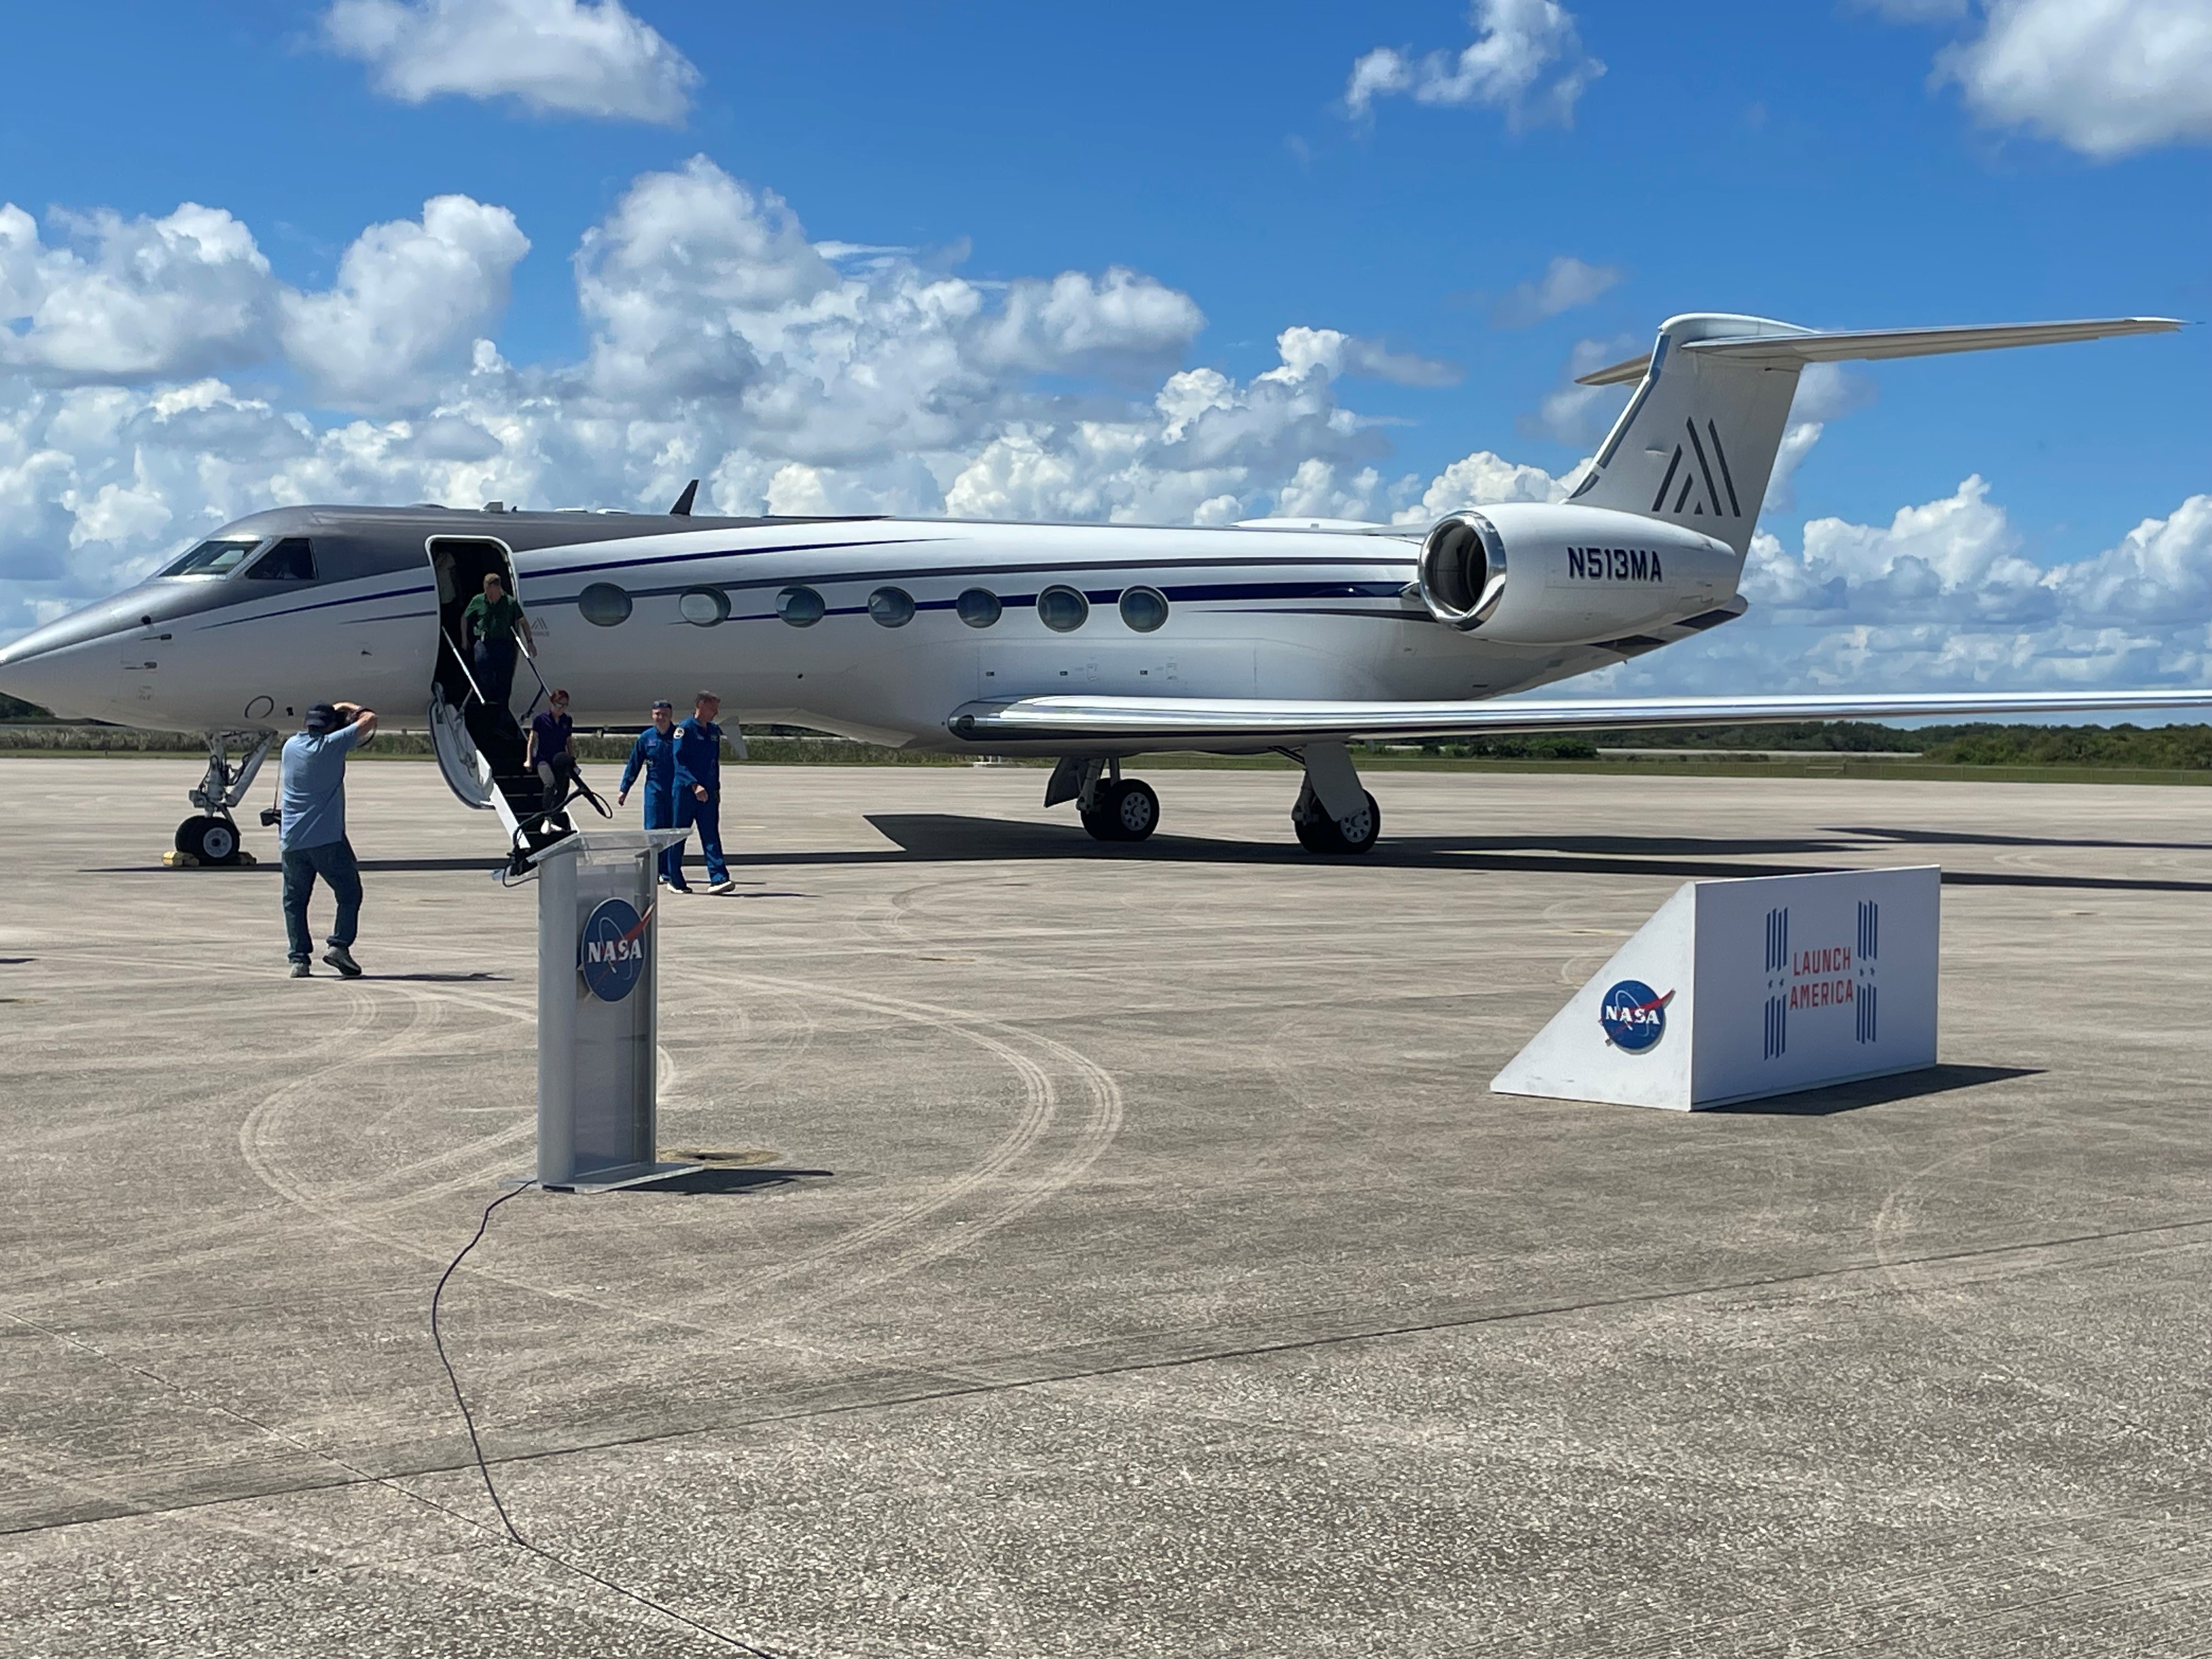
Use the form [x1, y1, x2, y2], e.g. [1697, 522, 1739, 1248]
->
[278, 700, 377, 978]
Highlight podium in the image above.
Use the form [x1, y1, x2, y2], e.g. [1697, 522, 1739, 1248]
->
[531, 830, 699, 1191]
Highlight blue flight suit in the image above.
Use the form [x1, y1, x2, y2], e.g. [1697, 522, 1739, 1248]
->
[621, 724, 687, 889]
[673, 716, 729, 886]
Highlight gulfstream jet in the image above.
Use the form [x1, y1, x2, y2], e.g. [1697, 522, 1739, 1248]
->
[1, 312, 2203, 864]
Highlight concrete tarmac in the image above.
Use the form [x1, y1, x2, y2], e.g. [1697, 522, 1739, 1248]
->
[3, 757, 2210, 1657]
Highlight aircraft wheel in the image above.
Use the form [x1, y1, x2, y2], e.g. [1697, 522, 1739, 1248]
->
[1104, 779, 1159, 842]
[1079, 804, 1122, 842]
[1296, 791, 1380, 855]
[176, 814, 242, 865]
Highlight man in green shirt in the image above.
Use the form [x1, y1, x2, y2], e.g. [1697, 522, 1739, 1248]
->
[460, 571, 533, 711]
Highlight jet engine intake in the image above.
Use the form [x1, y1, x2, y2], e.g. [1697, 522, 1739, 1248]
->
[1413, 501, 1740, 647]
[1418, 511, 1508, 630]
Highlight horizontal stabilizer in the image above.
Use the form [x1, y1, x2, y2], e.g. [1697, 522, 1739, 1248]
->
[948, 687, 2212, 747]
[1577, 317, 2181, 387]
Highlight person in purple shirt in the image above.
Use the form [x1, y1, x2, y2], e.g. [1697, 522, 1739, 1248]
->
[526, 688, 576, 817]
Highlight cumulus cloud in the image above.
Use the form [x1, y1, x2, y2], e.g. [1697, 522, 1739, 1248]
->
[0, 204, 276, 381]
[1867, 0, 2212, 158]
[1269, 326, 1460, 387]
[281, 196, 530, 408]
[1629, 477, 2212, 693]
[321, 0, 700, 125]
[1346, 0, 1605, 131]
[1491, 255, 1620, 327]
[0, 194, 529, 409]
[0, 161, 1470, 633]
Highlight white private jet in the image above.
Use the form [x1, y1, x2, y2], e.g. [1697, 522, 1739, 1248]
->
[2, 311, 2203, 865]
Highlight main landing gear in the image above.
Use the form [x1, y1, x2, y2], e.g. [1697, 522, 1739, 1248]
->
[1286, 741, 1380, 855]
[1049, 758, 1161, 843]
[171, 729, 276, 867]
[1043, 743, 1381, 855]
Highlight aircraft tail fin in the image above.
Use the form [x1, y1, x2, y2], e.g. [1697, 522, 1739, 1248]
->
[1566, 314, 2179, 558]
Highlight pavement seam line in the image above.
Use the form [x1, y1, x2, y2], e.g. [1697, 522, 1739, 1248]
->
[13, 1207, 2208, 1541]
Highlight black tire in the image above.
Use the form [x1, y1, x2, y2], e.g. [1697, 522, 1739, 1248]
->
[1296, 791, 1381, 855]
[1079, 805, 1122, 842]
[1105, 779, 1159, 842]
[176, 814, 241, 865]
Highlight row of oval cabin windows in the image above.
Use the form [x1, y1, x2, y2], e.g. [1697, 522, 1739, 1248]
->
[575, 582, 1170, 633]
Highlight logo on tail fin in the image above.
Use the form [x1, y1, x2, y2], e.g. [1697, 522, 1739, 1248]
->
[1650, 418, 1742, 518]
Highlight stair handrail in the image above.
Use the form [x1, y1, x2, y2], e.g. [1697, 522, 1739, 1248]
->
[439, 623, 494, 710]
[515, 631, 550, 721]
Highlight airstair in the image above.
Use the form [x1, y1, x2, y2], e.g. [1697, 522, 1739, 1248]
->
[428, 629, 578, 857]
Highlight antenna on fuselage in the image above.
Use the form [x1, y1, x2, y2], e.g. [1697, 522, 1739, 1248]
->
[668, 479, 699, 516]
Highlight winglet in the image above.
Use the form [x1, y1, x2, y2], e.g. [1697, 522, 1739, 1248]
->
[669, 479, 699, 516]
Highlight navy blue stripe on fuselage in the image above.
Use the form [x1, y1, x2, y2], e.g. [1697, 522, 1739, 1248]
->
[345, 610, 438, 625]
[182, 554, 1419, 636]
[197, 582, 437, 630]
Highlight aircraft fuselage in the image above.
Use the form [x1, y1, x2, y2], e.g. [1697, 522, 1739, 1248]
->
[0, 504, 1741, 755]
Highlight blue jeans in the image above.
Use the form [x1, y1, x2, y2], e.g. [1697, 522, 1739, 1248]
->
[283, 838, 362, 962]
[675, 789, 727, 884]
[642, 792, 688, 888]
[472, 636, 516, 709]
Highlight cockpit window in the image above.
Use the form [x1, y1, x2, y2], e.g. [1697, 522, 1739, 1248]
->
[243, 538, 316, 581]
[158, 539, 261, 578]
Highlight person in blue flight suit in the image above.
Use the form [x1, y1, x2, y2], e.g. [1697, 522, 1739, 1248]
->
[674, 690, 742, 895]
[617, 699, 687, 891]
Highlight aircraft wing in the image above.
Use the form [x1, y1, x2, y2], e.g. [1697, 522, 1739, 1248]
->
[947, 687, 2212, 746]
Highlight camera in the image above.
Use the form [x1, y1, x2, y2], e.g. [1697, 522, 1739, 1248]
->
[259, 806, 282, 827]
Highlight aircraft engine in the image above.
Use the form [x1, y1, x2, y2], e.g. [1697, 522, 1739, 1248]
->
[1416, 504, 1739, 646]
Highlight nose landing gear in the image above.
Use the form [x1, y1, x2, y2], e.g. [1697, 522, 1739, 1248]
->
[166, 729, 276, 867]
[174, 814, 242, 865]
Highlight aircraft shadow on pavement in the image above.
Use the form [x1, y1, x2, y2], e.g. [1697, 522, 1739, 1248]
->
[627, 1166, 833, 1196]
[1833, 825, 2212, 853]
[1708, 1063, 2045, 1118]
[825, 814, 2212, 894]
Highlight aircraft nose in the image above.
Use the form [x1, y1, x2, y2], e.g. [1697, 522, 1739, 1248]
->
[0, 619, 116, 719]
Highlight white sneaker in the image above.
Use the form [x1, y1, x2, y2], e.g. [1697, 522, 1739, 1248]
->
[709, 879, 737, 895]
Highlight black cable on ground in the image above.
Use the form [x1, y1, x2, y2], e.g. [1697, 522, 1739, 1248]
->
[430, 1184, 531, 1543]
[432, 1184, 797, 1658]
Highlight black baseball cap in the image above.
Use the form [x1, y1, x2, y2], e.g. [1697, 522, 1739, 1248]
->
[304, 702, 340, 732]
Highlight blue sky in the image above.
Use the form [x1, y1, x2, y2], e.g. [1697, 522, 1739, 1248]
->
[2, 0, 2207, 696]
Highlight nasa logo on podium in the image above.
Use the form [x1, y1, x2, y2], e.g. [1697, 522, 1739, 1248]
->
[1493, 866, 1939, 1111]
[578, 896, 650, 1002]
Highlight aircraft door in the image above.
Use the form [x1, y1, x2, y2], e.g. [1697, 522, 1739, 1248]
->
[428, 537, 524, 712]
[426, 535, 535, 827]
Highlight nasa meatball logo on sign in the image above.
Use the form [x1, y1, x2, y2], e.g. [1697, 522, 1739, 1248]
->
[1599, 979, 1673, 1052]
[578, 898, 651, 1002]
